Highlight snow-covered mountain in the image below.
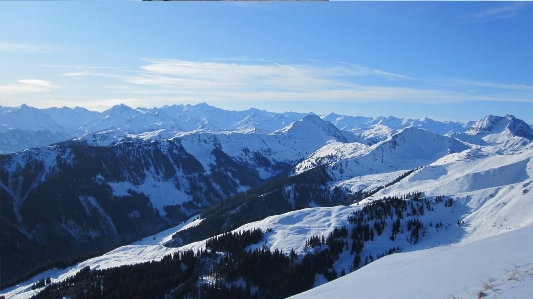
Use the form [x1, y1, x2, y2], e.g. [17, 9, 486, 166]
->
[323, 113, 473, 144]
[452, 114, 533, 151]
[2, 107, 533, 299]
[0, 105, 72, 154]
[0, 112, 358, 287]
[41, 106, 101, 135]
[294, 127, 469, 177]
[0, 103, 486, 154]
[3, 143, 532, 299]
[160, 103, 304, 133]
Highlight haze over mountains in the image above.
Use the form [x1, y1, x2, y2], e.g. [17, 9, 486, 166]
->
[1, 103, 533, 299]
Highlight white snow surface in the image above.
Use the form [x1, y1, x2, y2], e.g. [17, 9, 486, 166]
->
[290, 224, 533, 299]
[108, 174, 190, 216]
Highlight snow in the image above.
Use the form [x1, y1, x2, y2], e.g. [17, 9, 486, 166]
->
[290, 224, 533, 299]
[0, 104, 66, 134]
[312, 127, 471, 181]
[369, 148, 532, 197]
[293, 141, 368, 175]
[3, 103, 530, 156]
[108, 174, 191, 216]
[285, 145, 533, 299]
[239, 206, 354, 254]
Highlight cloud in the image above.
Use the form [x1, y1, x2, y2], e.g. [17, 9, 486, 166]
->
[0, 79, 58, 94]
[123, 59, 361, 95]
[43, 64, 124, 69]
[340, 62, 415, 80]
[63, 71, 92, 77]
[449, 80, 533, 91]
[58, 58, 533, 109]
[0, 43, 59, 53]
[469, 2, 530, 21]
[374, 70, 414, 80]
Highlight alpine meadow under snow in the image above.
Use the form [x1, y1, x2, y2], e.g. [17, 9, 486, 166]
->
[1, 104, 533, 299]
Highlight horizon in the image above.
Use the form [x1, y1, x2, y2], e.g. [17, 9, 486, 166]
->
[1, 2, 532, 123]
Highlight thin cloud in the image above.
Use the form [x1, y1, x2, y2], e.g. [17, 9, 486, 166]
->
[63, 71, 91, 77]
[0, 79, 58, 94]
[469, 2, 530, 22]
[60, 58, 533, 109]
[43, 64, 128, 69]
[0, 43, 59, 53]
[450, 79, 533, 91]
[340, 62, 415, 80]
[374, 70, 414, 80]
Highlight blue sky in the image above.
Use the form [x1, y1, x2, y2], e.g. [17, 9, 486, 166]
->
[0, 1, 532, 123]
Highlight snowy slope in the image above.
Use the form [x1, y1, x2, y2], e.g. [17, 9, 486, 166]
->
[4, 168, 532, 299]
[295, 127, 470, 178]
[323, 113, 471, 144]
[0, 105, 72, 153]
[0, 105, 66, 134]
[290, 224, 533, 299]
[4, 138, 533, 299]
[41, 106, 100, 135]
[453, 114, 533, 151]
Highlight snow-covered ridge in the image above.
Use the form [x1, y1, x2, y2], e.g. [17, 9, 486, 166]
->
[2, 103, 510, 154]
[295, 127, 470, 177]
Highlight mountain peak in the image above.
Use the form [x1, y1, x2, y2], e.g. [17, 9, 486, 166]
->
[467, 115, 533, 139]
[104, 104, 139, 115]
[276, 113, 355, 143]
[301, 113, 320, 122]
[110, 103, 132, 110]
[193, 102, 216, 110]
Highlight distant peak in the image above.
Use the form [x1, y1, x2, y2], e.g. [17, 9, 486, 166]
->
[467, 115, 533, 139]
[195, 102, 214, 109]
[108, 104, 135, 111]
[15, 104, 40, 113]
[301, 113, 320, 121]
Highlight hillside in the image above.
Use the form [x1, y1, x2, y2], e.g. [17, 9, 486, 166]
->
[1, 109, 533, 299]
[2, 143, 532, 299]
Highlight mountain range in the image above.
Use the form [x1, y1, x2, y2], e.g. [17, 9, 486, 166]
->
[1, 103, 477, 154]
[1, 103, 532, 299]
